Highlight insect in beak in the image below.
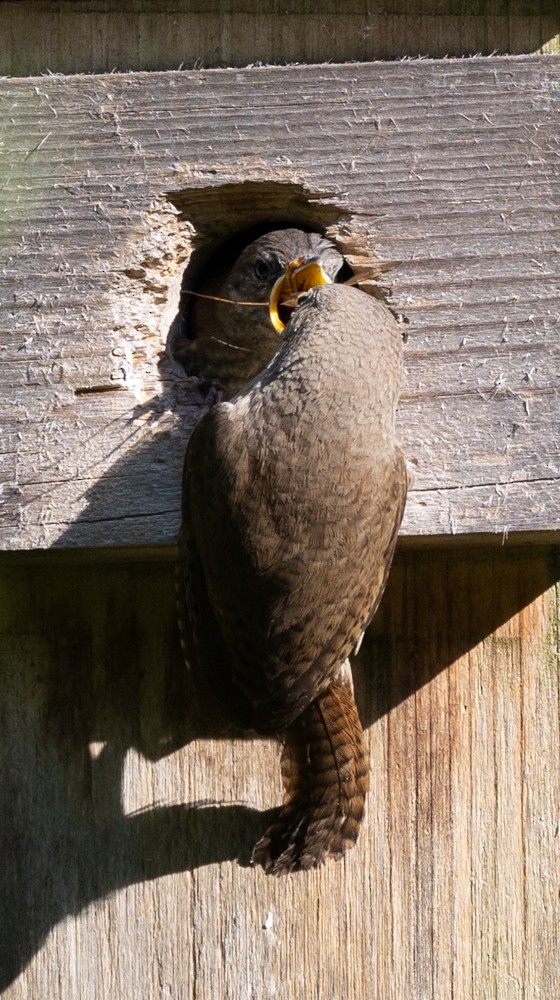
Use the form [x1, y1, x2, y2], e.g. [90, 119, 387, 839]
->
[269, 257, 332, 334]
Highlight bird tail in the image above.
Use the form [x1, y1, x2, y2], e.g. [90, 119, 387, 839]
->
[252, 674, 369, 874]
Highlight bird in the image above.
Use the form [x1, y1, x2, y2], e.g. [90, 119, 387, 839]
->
[176, 231, 407, 874]
[174, 228, 347, 398]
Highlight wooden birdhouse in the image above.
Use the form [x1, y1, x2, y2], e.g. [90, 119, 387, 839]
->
[1, 2, 559, 996]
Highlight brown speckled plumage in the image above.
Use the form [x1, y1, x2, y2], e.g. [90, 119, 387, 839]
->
[251, 675, 370, 874]
[177, 235, 406, 874]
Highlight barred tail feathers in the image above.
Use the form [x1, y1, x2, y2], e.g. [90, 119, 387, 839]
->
[252, 674, 369, 874]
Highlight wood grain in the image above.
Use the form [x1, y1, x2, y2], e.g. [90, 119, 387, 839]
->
[0, 0, 559, 76]
[1, 56, 559, 548]
[1, 544, 558, 997]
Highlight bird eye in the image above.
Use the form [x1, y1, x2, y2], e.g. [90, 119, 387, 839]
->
[254, 257, 273, 280]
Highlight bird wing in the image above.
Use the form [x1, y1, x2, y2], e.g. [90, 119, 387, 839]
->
[177, 406, 256, 732]
[179, 396, 407, 735]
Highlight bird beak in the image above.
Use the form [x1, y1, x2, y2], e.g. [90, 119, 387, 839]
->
[269, 257, 332, 334]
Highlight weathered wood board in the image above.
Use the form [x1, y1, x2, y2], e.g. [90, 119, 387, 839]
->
[1, 544, 558, 997]
[1, 0, 559, 76]
[1, 55, 559, 549]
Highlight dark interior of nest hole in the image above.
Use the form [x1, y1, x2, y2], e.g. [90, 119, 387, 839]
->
[166, 175, 359, 394]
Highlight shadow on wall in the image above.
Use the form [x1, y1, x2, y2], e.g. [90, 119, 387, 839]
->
[1, 541, 558, 987]
[0, 553, 278, 989]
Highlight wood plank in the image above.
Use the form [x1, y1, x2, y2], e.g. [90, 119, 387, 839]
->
[1, 56, 559, 548]
[0, 544, 558, 997]
[0, 0, 559, 76]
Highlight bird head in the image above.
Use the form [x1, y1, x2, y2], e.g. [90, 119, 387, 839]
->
[176, 228, 346, 397]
